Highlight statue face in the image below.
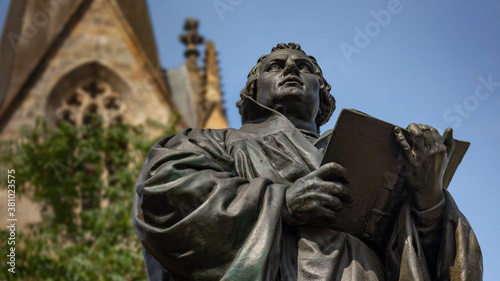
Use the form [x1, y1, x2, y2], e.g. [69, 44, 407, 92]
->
[256, 49, 320, 119]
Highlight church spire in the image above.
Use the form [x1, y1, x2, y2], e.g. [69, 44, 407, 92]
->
[180, 18, 204, 72]
[168, 18, 228, 129]
[201, 40, 227, 129]
[203, 41, 221, 103]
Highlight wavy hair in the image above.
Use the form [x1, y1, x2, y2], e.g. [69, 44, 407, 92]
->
[237, 43, 335, 132]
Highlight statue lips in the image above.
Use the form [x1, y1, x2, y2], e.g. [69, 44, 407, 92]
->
[279, 76, 304, 87]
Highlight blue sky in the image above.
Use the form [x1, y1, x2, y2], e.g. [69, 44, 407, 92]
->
[1, 0, 498, 278]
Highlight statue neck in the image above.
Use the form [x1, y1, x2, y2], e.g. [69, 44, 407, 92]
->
[283, 116, 318, 135]
[270, 103, 318, 135]
[240, 97, 319, 135]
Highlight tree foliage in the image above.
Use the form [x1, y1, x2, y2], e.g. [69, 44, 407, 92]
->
[0, 116, 177, 280]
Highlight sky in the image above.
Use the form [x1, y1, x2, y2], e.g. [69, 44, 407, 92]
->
[1, 0, 499, 278]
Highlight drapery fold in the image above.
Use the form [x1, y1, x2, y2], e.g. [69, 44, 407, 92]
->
[134, 99, 482, 280]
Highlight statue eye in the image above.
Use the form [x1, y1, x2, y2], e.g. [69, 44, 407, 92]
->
[298, 63, 313, 73]
[268, 63, 282, 71]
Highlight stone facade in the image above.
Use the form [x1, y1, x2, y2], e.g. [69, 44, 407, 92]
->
[0, 0, 174, 140]
[0, 0, 228, 228]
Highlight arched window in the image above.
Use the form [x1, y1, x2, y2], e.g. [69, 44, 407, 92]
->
[46, 62, 130, 126]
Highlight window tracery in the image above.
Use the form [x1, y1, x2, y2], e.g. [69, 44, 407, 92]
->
[55, 78, 124, 126]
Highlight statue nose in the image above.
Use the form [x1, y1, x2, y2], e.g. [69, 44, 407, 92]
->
[283, 62, 300, 76]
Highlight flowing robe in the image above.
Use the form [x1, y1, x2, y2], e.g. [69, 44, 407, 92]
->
[133, 99, 482, 280]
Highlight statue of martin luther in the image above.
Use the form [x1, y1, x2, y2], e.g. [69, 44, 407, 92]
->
[134, 43, 482, 281]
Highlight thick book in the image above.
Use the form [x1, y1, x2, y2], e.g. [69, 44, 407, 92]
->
[321, 109, 469, 246]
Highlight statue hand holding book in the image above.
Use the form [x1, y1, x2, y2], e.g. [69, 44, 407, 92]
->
[394, 124, 456, 211]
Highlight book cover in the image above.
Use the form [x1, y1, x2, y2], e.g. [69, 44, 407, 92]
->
[321, 109, 469, 246]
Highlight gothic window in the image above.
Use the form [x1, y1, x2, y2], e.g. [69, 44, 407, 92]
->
[45, 62, 132, 211]
[56, 78, 123, 126]
[46, 62, 129, 127]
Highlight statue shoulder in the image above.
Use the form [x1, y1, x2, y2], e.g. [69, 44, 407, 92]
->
[152, 127, 236, 154]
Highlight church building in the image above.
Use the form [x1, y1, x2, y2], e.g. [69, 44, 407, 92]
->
[0, 0, 228, 226]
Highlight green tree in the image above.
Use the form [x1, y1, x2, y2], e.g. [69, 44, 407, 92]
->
[0, 115, 177, 280]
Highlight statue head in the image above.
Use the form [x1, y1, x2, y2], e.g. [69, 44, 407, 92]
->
[237, 43, 335, 133]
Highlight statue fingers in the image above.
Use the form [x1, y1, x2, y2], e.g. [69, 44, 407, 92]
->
[315, 193, 343, 212]
[322, 182, 352, 204]
[407, 123, 426, 154]
[443, 127, 456, 157]
[430, 128, 448, 154]
[421, 125, 438, 153]
[316, 162, 350, 183]
[394, 127, 414, 164]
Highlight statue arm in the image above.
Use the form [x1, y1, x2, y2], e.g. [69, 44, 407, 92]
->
[410, 194, 445, 276]
[133, 128, 286, 280]
[390, 124, 482, 280]
[386, 190, 482, 280]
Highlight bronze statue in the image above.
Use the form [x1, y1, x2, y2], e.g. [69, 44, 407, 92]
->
[134, 43, 482, 280]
